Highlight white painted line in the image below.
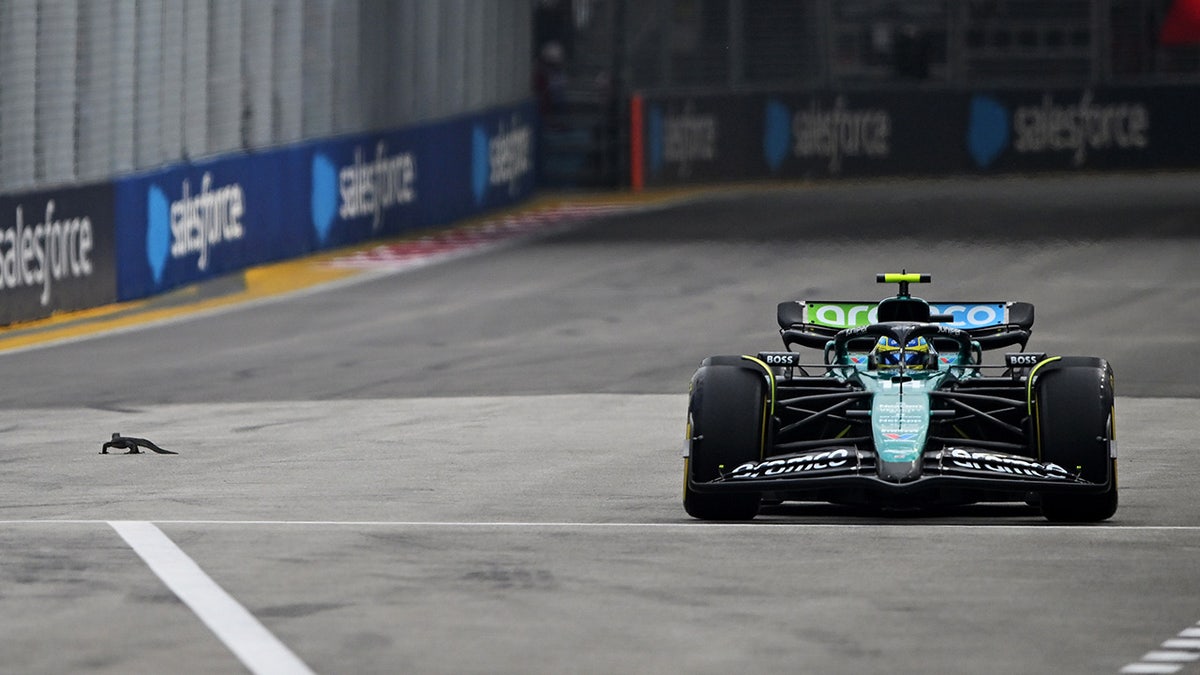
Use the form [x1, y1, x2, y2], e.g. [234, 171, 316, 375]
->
[1122, 622, 1200, 674]
[109, 521, 314, 675]
[1119, 665, 1182, 674]
[3, 519, 1200, 530]
[1142, 651, 1200, 662]
[1162, 639, 1200, 649]
[111, 520, 1200, 531]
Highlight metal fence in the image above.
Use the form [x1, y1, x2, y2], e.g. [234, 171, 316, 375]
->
[0, 0, 533, 196]
[576, 0, 1200, 92]
[531, 0, 1199, 187]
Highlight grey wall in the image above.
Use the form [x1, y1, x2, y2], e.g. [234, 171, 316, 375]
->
[0, 0, 533, 195]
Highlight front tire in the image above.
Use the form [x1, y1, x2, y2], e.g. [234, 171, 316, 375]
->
[683, 361, 767, 520]
[1033, 358, 1118, 523]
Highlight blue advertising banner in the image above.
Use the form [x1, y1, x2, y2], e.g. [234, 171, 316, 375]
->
[307, 101, 535, 247]
[117, 100, 536, 301]
[115, 153, 311, 301]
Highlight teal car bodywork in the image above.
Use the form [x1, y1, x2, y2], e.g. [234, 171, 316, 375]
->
[683, 273, 1118, 521]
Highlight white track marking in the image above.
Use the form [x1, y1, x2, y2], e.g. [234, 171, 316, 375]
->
[109, 521, 314, 675]
[3, 519, 1200, 530]
[1122, 623, 1200, 674]
[136, 522, 1200, 532]
[1143, 651, 1200, 662]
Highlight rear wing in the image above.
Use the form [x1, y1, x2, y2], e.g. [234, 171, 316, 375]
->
[777, 300, 1034, 351]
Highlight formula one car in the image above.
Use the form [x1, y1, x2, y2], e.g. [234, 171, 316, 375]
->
[683, 273, 1117, 522]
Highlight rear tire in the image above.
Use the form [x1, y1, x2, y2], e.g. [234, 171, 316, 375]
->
[683, 362, 766, 521]
[1034, 359, 1118, 523]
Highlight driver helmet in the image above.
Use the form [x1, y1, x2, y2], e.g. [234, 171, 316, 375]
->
[874, 335, 933, 369]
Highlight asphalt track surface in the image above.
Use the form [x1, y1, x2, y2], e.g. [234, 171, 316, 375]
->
[1, 174, 1199, 674]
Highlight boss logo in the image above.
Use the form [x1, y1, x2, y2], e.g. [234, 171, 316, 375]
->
[1005, 352, 1046, 367]
[758, 352, 799, 366]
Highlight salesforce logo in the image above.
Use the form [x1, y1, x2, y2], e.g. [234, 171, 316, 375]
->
[0, 201, 95, 307]
[761, 97, 890, 174]
[967, 95, 1010, 169]
[646, 105, 664, 176]
[646, 101, 717, 179]
[145, 173, 246, 284]
[764, 98, 791, 172]
[472, 117, 532, 206]
[967, 91, 1150, 169]
[471, 125, 490, 205]
[311, 153, 338, 245]
[146, 186, 171, 284]
[311, 143, 417, 245]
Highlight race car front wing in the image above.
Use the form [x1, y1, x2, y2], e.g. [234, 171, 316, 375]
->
[693, 446, 1109, 495]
